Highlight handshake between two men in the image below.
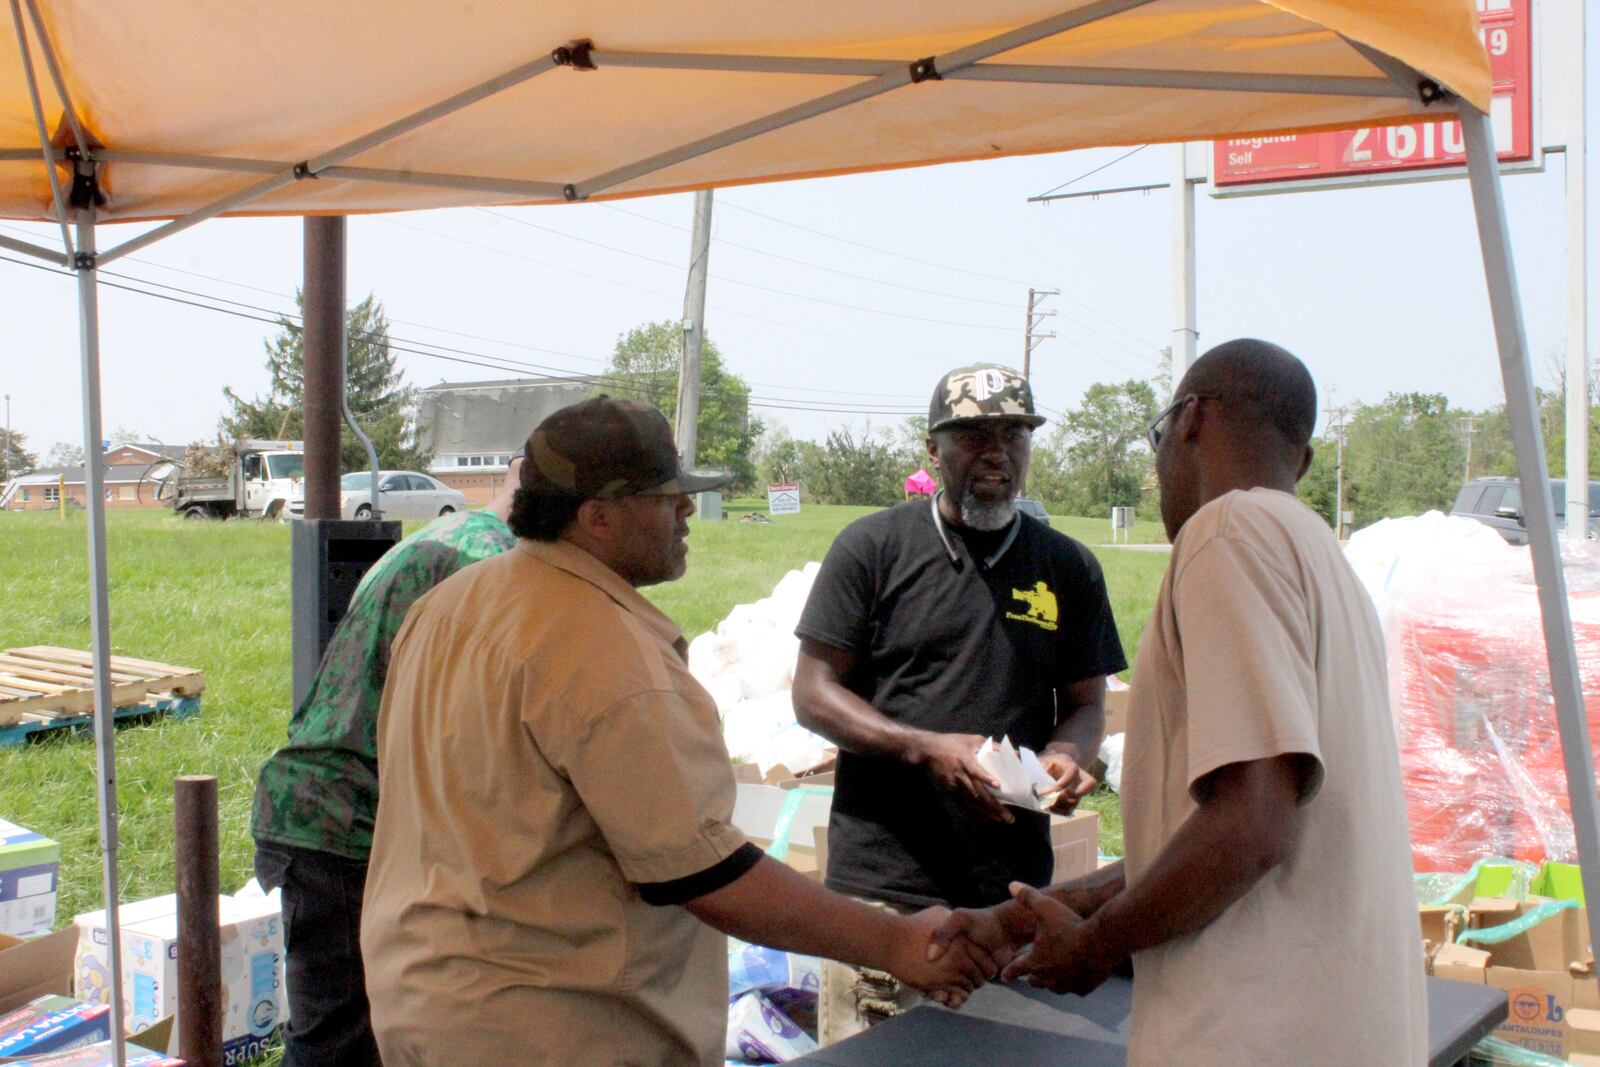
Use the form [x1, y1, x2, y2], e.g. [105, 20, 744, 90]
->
[898, 860, 1123, 1008]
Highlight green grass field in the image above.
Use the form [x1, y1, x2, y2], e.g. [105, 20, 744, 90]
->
[0, 501, 1166, 928]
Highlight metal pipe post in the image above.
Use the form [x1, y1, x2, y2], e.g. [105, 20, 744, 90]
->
[174, 776, 222, 1067]
[1566, 5, 1589, 541]
[75, 209, 127, 1067]
[1463, 105, 1600, 993]
[1170, 143, 1197, 377]
[675, 190, 713, 469]
[302, 216, 346, 520]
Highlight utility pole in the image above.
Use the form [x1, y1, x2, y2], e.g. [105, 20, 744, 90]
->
[4, 394, 10, 484]
[1324, 400, 1352, 539]
[675, 190, 713, 469]
[1457, 415, 1482, 484]
[1171, 143, 1198, 378]
[1023, 288, 1058, 380]
[1566, 1, 1589, 543]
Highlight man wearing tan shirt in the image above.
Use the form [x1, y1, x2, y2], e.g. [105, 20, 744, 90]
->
[931, 340, 1427, 1064]
[361, 397, 1001, 1067]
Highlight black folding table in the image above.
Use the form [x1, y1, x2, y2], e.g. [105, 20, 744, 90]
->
[794, 976, 1507, 1066]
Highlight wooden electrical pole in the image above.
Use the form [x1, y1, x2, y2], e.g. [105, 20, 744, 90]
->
[675, 190, 713, 469]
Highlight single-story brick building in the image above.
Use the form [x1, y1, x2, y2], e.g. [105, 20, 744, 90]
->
[0, 443, 183, 511]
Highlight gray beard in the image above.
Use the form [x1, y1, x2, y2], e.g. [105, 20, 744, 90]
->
[960, 493, 1016, 531]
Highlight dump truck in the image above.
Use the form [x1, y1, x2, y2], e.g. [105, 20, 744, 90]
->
[165, 439, 305, 520]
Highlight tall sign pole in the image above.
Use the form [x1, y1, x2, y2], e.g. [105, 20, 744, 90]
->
[675, 190, 713, 469]
[1567, 4, 1589, 541]
[1171, 143, 1198, 377]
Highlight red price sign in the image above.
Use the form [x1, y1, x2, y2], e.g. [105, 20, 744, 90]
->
[1212, 0, 1533, 194]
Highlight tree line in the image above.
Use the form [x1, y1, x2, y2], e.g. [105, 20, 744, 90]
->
[8, 294, 1573, 530]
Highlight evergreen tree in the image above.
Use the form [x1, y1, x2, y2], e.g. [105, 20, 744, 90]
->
[221, 291, 430, 471]
[2, 428, 37, 478]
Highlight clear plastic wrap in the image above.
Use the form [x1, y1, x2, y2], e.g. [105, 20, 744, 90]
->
[1350, 512, 1600, 874]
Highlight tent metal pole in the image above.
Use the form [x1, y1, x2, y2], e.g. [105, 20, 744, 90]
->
[75, 204, 129, 1067]
[90, 152, 569, 199]
[8, 0, 72, 259]
[96, 150, 282, 174]
[21, 0, 87, 153]
[315, 165, 567, 199]
[949, 65, 1410, 98]
[99, 50, 563, 266]
[596, 51, 898, 76]
[0, 230, 68, 263]
[1463, 103, 1600, 987]
[575, 0, 1159, 198]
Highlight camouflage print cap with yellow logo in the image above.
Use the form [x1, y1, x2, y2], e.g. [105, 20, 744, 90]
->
[928, 364, 1048, 433]
[521, 396, 731, 499]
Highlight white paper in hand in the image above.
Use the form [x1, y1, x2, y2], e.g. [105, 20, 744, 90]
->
[974, 736, 1058, 812]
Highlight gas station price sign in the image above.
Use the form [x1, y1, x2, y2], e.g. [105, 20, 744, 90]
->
[1211, 0, 1534, 195]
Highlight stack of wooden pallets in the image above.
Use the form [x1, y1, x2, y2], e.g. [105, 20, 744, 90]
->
[0, 646, 205, 744]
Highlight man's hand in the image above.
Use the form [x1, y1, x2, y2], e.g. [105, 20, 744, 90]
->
[999, 883, 1120, 996]
[925, 903, 1026, 989]
[882, 907, 1002, 1008]
[1037, 747, 1097, 815]
[912, 732, 1012, 823]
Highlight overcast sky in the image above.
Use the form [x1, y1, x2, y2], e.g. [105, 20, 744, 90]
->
[3, 20, 1598, 459]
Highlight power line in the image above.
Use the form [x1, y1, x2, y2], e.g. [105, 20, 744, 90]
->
[581, 204, 1021, 310]
[399, 213, 1021, 333]
[0, 254, 925, 418]
[368, 216, 968, 361]
[713, 198, 1035, 287]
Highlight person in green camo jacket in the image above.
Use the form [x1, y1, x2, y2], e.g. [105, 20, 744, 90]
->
[250, 457, 520, 1067]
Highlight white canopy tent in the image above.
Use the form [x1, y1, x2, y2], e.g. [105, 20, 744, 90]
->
[0, 1, 1587, 1060]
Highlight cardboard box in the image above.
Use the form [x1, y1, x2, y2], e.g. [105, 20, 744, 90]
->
[732, 784, 830, 882]
[0, 999, 110, 1059]
[1103, 679, 1131, 738]
[1049, 810, 1099, 883]
[73, 893, 281, 1065]
[0, 821, 60, 939]
[0, 1039, 182, 1066]
[0, 931, 75, 1016]
[1429, 898, 1597, 1061]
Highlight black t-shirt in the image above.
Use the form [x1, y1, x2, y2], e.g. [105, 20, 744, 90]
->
[795, 499, 1127, 908]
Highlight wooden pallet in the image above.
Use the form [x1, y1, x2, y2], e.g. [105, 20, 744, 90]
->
[0, 646, 205, 725]
[0, 693, 201, 749]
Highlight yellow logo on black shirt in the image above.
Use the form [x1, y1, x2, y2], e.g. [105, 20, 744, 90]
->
[1007, 581, 1058, 631]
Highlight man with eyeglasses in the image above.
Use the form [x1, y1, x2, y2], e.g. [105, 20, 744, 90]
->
[793, 363, 1127, 1043]
[931, 340, 1426, 1065]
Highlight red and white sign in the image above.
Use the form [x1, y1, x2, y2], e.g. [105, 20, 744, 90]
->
[767, 483, 801, 516]
[1211, 0, 1534, 195]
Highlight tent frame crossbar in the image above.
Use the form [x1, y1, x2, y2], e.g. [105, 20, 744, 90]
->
[0, 228, 65, 262]
[21, 0, 84, 154]
[93, 48, 565, 266]
[7, 0, 72, 259]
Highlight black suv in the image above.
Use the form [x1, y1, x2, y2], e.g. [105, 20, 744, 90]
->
[1450, 477, 1600, 544]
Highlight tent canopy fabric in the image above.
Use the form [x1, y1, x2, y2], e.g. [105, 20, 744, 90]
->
[0, 0, 1489, 226]
[905, 469, 938, 495]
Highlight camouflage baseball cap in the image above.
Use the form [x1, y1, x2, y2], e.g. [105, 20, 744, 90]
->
[928, 364, 1047, 433]
[521, 396, 731, 499]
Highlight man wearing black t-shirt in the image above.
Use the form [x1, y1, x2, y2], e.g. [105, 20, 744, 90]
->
[793, 363, 1128, 1043]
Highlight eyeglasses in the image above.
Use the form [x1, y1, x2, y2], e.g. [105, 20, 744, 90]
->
[946, 423, 1033, 450]
[1146, 394, 1217, 452]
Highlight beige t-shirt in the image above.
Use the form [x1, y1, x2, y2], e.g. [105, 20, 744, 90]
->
[1120, 488, 1427, 1066]
[361, 539, 749, 1067]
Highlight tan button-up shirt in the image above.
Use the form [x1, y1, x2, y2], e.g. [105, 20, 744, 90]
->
[362, 538, 748, 1067]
